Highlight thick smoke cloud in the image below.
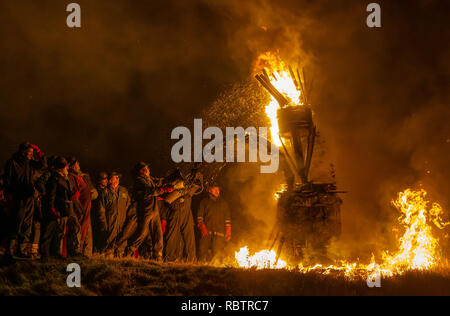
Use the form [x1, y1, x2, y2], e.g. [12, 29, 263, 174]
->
[0, 0, 448, 257]
[198, 0, 450, 256]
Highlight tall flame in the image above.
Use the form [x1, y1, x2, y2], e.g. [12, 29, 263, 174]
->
[381, 189, 449, 272]
[255, 52, 302, 147]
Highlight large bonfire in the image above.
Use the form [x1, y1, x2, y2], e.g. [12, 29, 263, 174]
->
[236, 188, 448, 277]
[234, 53, 449, 278]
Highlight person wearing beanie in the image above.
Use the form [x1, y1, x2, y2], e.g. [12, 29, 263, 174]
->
[196, 183, 231, 263]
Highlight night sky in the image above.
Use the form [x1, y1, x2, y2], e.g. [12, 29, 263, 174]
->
[1, 0, 448, 252]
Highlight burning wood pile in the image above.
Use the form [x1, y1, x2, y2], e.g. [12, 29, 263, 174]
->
[234, 53, 449, 279]
[236, 188, 449, 279]
[254, 53, 343, 265]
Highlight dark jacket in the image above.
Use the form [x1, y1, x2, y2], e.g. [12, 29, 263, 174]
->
[97, 186, 130, 235]
[4, 153, 44, 199]
[197, 194, 231, 234]
[45, 172, 76, 218]
[35, 170, 52, 195]
[132, 175, 161, 213]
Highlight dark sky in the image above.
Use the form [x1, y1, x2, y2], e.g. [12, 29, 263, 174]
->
[1, 0, 449, 251]
[0, 0, 254, 178]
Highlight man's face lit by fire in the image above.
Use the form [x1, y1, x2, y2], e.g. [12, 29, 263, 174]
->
[22, 148, 33, 160]
[99, 178, 108, 188]
[208, 186, 220, 198]
[139, 165, 150, 178]
[109, 176, 120, 190]
[59, 165, 69, 177]
[71, 161, 81, 173]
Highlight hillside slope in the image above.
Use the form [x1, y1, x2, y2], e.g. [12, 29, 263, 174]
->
[1, 257, 450, 296]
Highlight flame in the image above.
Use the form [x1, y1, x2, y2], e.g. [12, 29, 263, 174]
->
[248, 53, 449, 277]
[265, 101, 283, 147]
[235, 246, 287, 269]
[274, 184, 288, 200]
[235, 188, 449, 278]
[255, 52, 303, 147]
[381, 189, 449, 272]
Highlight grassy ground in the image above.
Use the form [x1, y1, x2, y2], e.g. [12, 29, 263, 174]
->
[1, 256, 450, 296]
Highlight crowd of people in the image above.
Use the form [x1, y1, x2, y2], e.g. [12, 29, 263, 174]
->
[0, 142, 232, 263]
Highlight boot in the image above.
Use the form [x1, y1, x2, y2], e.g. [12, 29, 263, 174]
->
[124, 247, 136, 259]
[69, 249, 83, 258]
[30, 243, 41, 259]
[15, 242, 33, 260]
[103, 246, 115, 257]
[8, 239, 18, 257]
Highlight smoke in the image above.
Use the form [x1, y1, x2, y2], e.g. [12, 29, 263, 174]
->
[197, 80, 283, 250]
[305, 0, 450, 256]
[199, 0, 450, 257]
[1, 0, 448, 257]
[221, 163, 283, 249]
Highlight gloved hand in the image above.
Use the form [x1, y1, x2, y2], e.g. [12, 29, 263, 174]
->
[160, 186, 175, 193]
[161, 220, 167, 235]
[30, 144, 43, 160]
[51, 207, 61, 219]
[225, 226, 231, 242]
[197, 222, 208, 238]
[72, 190, 80, 201]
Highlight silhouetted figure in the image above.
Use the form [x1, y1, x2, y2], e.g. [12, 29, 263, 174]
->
[197, 183, 231, 263]
[4, 142, 45, 258]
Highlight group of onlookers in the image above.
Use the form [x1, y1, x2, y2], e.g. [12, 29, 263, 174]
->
[0, 142, 231, 263]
